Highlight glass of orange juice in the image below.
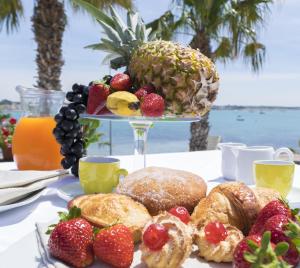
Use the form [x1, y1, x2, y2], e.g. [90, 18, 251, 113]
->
[12, 86, 65, 170]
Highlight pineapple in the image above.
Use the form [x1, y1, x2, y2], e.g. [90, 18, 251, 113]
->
[73, 0, 219, 116]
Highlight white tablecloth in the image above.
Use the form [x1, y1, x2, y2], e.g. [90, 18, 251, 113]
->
[0, 150, 299, 253]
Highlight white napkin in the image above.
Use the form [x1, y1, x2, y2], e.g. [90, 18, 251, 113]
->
[0, 170, 68, 206]
[0, 170, 68, 188]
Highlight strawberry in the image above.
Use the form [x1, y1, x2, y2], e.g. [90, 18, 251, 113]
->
[249, 200, 292, 235]
[264, 214, 300, 266]
[135, 85, 156, 101]
[233, 232, 290, 268]
[110, 73, 132, 91]
[140, 93, 165, 117]
[135, 88, 148, 100]
[233, 234, 262, 268]
[87, 82, 110, 115]
[93, 224, 134, 268]
[48, 207, 94, 268]
[141, 84, 156, 94]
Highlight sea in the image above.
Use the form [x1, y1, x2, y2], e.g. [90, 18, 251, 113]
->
[5, 108, 300, 155]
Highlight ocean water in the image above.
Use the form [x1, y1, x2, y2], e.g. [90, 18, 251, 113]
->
[89, 109, 300, 155]
[5, 109, 300, 155]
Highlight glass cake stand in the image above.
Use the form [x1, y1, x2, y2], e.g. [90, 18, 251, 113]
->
[82, 114, 201, 169]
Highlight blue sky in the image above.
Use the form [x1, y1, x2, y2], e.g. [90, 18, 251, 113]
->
[0, 0, 300, 106]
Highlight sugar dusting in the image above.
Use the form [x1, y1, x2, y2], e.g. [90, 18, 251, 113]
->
[116, 167, 206, 213]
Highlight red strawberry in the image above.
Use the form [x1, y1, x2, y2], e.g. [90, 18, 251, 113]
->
[87, 82, 110, 115]
[264, 215, 300, 266]
[233, 232, 290, 268]
[135, 85, 156, 101]
[135, 88, 148, 100]
[233, 234, 262, 268]
[140, 93, 165, 117]
[93, 224, 134, 268]
[141, 84, 155, 94]
[264, 214, 290, 243]
[249, 200, 292, 235]
[48, 218, 94, 268]
[110, 73, 132, 91]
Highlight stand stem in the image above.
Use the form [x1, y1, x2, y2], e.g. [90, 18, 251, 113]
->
[129, 120, 152, 169]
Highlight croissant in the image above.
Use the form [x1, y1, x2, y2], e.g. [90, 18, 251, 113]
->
[191, 182, 280, 234]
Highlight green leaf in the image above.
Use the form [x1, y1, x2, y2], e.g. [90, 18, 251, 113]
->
[247, 239, 259, 251]
[93, 226, 100, 235]
[274, 242, 289, 256]
[243, 252, 256, 263]
[261, 231, 271, 250]
[292, 238, 300, 252]
[45, 224, 57, 235]
[96, 19, 122, 43]
[292, 208, 300, 216]
[109, 6, 127, 33]
[71, 0, 115, 28]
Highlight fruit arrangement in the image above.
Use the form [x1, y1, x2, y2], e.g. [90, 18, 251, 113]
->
[72, 0, 220, 117]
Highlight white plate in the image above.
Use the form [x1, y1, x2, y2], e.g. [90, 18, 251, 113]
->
[0, 229, 230, 268]
[56, 181, 84, 201]
[0, 188, 46, 213]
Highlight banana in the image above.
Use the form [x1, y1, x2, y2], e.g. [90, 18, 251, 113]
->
[106, 91, 141, 116]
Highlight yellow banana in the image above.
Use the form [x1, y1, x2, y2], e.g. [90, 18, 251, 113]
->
[107, 91, 141, 116]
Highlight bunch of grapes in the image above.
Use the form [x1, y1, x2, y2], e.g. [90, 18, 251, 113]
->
[53, 84, 89, 177]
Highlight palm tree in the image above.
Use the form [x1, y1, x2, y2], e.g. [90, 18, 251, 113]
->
[149, 0, 274, 151]
[0, 0, 132, 91]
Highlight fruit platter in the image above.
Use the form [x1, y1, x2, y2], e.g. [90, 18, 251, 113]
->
[52, 2, 219, 173]
[39, 167, 300, 268]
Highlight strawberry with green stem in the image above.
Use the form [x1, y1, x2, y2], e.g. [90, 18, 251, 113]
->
[47, 207, 94, 268]
[233, 231, 290, 268]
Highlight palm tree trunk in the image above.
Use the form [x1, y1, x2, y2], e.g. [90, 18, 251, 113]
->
[31, 0, 66, 91]
[189, 29, 212, 151]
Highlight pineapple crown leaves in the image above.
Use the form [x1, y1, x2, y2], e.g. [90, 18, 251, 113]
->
[46, 206, 82, 235]
[72, 0, 158, 70]
[244, 231, 291, 268]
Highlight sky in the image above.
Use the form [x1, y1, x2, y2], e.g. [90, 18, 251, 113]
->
[0, 0, 300, 107]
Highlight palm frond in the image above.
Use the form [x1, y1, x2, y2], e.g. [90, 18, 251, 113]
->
[212, 37, 232, 62]
[0, 0, 23, 33]
[70, 0, 132, 12]
[243, 41, 266, 72]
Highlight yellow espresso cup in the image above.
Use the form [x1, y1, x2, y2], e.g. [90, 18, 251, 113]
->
[254, 160, 295, 198]
[79, 156, 128, 194]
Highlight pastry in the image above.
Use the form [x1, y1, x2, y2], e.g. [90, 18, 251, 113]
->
[191, 182, 280, 234]
[195, 223, 244, 262]
[68, 193, 151, 242]
[140, 212, 193, 268]
[116, 167, 207, 215]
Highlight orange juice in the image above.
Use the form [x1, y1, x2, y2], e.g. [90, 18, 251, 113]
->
[12, 117, 62, 170]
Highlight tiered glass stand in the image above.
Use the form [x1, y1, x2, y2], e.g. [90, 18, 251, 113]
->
[82, 114, 200, 170]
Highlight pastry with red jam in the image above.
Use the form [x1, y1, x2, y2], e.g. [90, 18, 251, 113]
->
[195, 221, 244, 262]
[140, 211, 193, 268]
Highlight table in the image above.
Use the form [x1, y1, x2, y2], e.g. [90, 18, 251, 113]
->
[0, 150, 299, 254]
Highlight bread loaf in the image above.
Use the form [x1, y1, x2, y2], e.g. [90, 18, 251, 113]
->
[116, 167, 207, 215]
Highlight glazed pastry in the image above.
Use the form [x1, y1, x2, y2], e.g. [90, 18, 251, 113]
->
[140, 212, 193, 268]
[116, 166, 207, 215]
[195, 223, 244, 262]
[191, 182, 280, 234]
[68, 193, 151, 242]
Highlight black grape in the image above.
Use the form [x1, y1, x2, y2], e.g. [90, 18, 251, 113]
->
[65, 109, 78, 120]
[61, 120, 74, 132]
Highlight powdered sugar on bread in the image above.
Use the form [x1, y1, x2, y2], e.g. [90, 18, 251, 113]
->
[116, 167, 207, 215]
